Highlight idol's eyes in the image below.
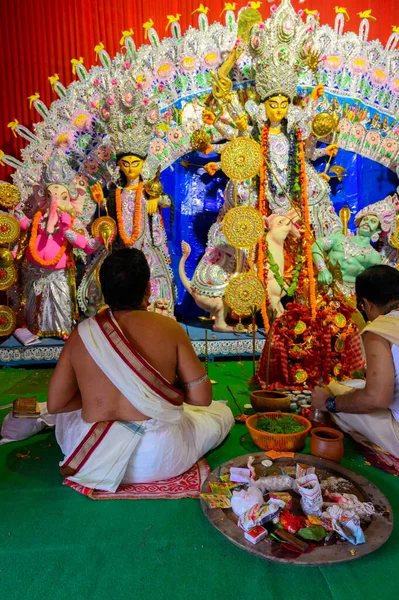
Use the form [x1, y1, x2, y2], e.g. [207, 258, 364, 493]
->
[121, 160, 140, 168]
[267, 102, 288, 109]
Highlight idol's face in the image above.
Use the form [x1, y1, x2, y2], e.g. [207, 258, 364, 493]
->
[358, 214, 380, 238]
[265, 95, 289, 123]
[118, 155, 144, 180]
[46, 184, 71, 210]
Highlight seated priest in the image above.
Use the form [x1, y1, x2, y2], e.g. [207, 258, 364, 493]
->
[48, 248, 234, 491]
[312, 265, 399, 458]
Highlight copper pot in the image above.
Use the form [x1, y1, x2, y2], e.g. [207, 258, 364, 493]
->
[310, 427, 344, 463]
[250, 390, 291, 413]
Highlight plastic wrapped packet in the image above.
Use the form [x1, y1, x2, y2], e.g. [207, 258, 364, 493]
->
[294, 473, 323, 516]
[231, 485, 265, 517]
[230, 467, 252, 483]
[270, 492, 293, 510]
[254, 476, 293, 493]
[296, 463, 315, 479]
[238, 499, 285, 532]
[324, 505, 366, 545]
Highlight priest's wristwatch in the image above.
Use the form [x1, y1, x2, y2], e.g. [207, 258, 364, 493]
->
[325, 395, 337, 413]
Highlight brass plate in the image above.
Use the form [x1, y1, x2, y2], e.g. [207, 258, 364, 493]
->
[201, 452, 393, 566]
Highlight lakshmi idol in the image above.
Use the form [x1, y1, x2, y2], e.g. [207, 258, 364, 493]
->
[17, 150, 102, 338]
[91, 147, 175, 312]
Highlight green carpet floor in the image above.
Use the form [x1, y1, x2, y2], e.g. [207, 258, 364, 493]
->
[0, 362, 398, 600]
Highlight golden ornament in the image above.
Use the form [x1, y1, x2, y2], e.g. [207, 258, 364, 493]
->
[334, 314, 347, 329]
[333, 363, 342, 377]
[311, 112, 336, 138]
[0, 248, 14, 267]
[222, 206, 264, 248]
[0, 305, 16, 337]
[339, 205, 351, 236]
[145, 166, 163, 198]
[221, 137, 262, 181]
[294, 320, 307, 335]
[225, 272, 265, 316]
[389, 214, 399, 253]
[0, 263, 17, 290]
[92, 216, 117, 249]
[237, 7, 262, 44]
[0, 183, 21, 209]
[335, 337, 345, 352]
[0, 214, 20, 245]
[294, 369, 308, 384]
[190, 130, 212, 153]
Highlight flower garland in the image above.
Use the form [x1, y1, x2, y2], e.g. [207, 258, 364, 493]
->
[265, 239, 303, 296]
[115, 182, 143, 247]
[29, 210, 73, 267]
[258, 125, 269, 332]
[297, 130, 316, 318]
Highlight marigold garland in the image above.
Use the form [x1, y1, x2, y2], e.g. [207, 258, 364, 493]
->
[115, 182, 143, 247]
[29, 210, 73, 267]
[297, 129, 317, 319]
[258, 125, 270, 332]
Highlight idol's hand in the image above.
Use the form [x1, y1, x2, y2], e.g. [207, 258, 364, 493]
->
[311, 386, 329, 410]
[325, 144, 338, 157]
[58, 212, 72, 232]
[147, 198, 159, 215]
[90, 182, 104, 204]
[320, 173, 331, 182]
[311, 84, 324, 100]
[204, 162, 219, 176]
[202, 109, 216, 125]
[318, 268, 333, 285]
[235, 115, 248, 132]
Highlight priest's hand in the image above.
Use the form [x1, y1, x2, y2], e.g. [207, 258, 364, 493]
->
[311, 386, 329, 410]
[147, 198, 159, 215]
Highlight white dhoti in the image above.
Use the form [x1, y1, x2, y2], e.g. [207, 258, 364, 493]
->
[56, 310, 233, 491]
[332, 409, 399, 458]
[56, 401, 232, 485]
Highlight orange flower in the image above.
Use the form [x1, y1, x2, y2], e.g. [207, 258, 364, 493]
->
[115, 183, 143, 247]
[29, 211, 73, 267]
[297, 130, 316, 319]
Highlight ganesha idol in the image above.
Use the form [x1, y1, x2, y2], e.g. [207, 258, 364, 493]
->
[15, 150, 102, 338]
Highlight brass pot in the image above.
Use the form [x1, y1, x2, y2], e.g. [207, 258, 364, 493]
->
[250, 390, 291, 413]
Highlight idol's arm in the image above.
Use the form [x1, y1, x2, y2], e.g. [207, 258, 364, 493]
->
[312, 237, 334, 284]
[312, 332, 394, 413]
[59, 213, 102, 254]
